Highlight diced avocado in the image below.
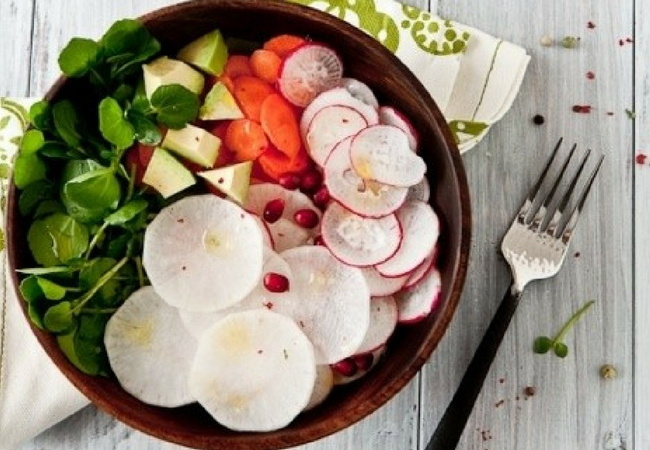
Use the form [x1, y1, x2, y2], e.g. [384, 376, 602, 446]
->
[199, 82, 244, 121]
[142, 149, 195, 198]
[142, 56, 205, 99]
[177, 30, 229, 76]
[161, 124, 221, 168]
[199, 162, 252, 205]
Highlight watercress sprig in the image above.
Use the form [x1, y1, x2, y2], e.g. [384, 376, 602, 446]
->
[533, 300, 595, 358]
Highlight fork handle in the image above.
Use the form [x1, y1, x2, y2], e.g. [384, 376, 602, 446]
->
[425, 283, 523, 450]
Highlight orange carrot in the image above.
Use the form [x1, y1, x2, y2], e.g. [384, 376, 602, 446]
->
[224, 55, 253, 79]
[260, 93, 301, 159]
[225, 119, 269, 162]
[233, 76, 276, 121]
[258, 146, 311, 180]
[250, 50, 282, 84]
[263, 34, 306, 58]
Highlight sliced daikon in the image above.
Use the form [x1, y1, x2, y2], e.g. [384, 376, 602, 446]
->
[321, 202, 401, 267]
[396, 268, 442, 323]
[403, 249, 436, 289]
[278, 246, 370, 364]
[304, 365, 335, 411]
[350, 125, 426, 187]
[306, 105, 367, 166]
[360, 266, 409, 296]
[143, 195, 264, 312]
[252, 214, 275, 250]
[104, 286, 196, 407]
[378, 106, 419, 151]
[324, 137, 408, 218]
[189, 309, 316, 431]
[376, 200, 439, 278]
[356, 296, 398, 354]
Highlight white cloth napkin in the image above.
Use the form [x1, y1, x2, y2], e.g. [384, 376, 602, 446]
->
[0, 1, 529, 447]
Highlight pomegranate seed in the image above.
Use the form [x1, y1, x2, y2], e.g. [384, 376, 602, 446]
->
[294, 209, 319, 229]
[313, 235, 326, 246]
[331, 358, 357, 377]
[312, 186, 330, 209]
[263, 198, 285, 223]
[263, 272, 289, 293]
[300, 170, 322, 193]
[278, 173, 301, 190]
[354, 353, 374, 371]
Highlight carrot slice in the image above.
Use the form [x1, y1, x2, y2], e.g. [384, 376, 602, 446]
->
[233, 76, 276, 122]
[258, 146, 311, 180]
[224, 55, 253, 79]
[260, 94, 301, 159]
[225, 119, 269, 162]
[263, 35, 307, 58]
[250, 50, 282, 84]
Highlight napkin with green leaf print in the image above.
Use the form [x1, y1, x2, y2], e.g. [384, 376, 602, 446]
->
[291, 0, 530, 152]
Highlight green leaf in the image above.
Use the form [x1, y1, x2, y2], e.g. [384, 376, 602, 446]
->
[19, 276, 43, 302]
[112, 84, 135, 104]
[74, 313, 111, 376]
[128, 111, 161, 146]
[18, 180, 54, 216]
[63, 168, 122, 214]
[150, 84, 200, 129]
[100, 19, 159, 59]
[27, 213, 89, 266]
[33, 199, 65, 219]
[20, 129, 45, 155]
[39, 142, 75, 159]
[105, 198, 148, 225]
[131, 78, 151, 114]
[99, 97, 135, 150]
[105, 232, 132, 259]
[52, 100, 81, 148]
[18, 266, 77, 276]
[60, 160, 106, 223]
[79, 257, 117, 289]
[553, 342, 569, 358]
[43, 301, 75, 333]
[13, 153, 47, 189]
[58, 37, 101, 77]
[57, 325, 86, 371]
[533, 336, 552, 354]
[29, 100, 52, 131]
[36, 277, 67, 300]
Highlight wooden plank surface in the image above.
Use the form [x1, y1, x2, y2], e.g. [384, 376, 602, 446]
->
[0, 0, 34, 97]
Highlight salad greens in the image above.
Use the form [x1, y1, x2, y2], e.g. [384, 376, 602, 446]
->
[15, 18, 199, 376]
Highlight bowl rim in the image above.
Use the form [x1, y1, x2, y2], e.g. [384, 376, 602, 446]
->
[5, 0, 471, 448]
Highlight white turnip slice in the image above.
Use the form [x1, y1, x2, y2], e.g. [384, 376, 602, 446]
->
[304, 365, 335, 411]
[306, 105, 367, 167]
[378, 106, 419, 151]
[360, 266, 409, 296]
[356, 295, 398, 354]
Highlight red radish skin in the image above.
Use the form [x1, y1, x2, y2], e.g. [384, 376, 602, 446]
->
[331, 358, 357, 377]
[378, 106, 419, 151]
[313, 235, 326, 246]
[404, 251, 436, 289]
[278, 43, 343, 107]
[300, 170, 323, 193]
[278, 173, 301, 190]
[264, 272, 290, 293]
[397, 268, 442, 324]
[305, 105, 367, 166]
[354, 353, 374, 371]
[264, 199, 285, 224]
[294, 209, 320, 229]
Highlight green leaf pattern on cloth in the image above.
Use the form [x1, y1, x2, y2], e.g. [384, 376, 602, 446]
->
[448, 120, 489, 143]
[400, 5, 470, 55]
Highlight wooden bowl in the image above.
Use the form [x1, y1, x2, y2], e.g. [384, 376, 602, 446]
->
[6, 0, 471, 448]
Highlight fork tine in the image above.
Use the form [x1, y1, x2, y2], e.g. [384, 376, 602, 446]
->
[546, 149, 591, 236]
[529, 143, 577, 230]
[517, 138, 563, 222]
[559, 154, 605, 243]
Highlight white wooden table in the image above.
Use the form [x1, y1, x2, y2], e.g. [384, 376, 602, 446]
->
[1, 0, 643, 449]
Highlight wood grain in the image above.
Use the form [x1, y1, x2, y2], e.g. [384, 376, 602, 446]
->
[420, 1, 634, 449]
[0, 0, 34, 96]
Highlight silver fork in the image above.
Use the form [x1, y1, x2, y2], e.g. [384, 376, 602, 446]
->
[426, 138, 604, 450]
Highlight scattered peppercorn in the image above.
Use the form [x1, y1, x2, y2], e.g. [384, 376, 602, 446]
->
[533, 114, 545, 125]
[607, 112, 614, 116]
[587, 21, 596, 29]
[561, 36, 580, 48]
[523, 386, 536, 398]
[619, 39, 625, 47]
[626, 37, 634, 43]
[600, 364, 618, 379]
[586, 71, 595, 80]
[636, 153, 647, 165]
[626, 109, 636, 119]
[540, 35, 553, 47]
[572, 105, 592, 113]
[495, 400, 505, 408]
[499, 378, 505, 384]
[574, 252, 581, 258]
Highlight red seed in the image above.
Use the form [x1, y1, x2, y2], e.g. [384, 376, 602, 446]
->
[294, 209, 319, 229]
[313, 235, 326, 246]
[619, 39, 625, 46]
[587, 21, 596, 29]
[331, 358, 357, 377]
[353, 353, 374, 371]
[300, 170, 323, 193]
[263, 272, 290, 293]
[586, 71, 595, 80]
[263, 198, 285, 223]
[312, 186, 330, 209]
[636, 153, 647, 165]
[278, 173, 301, 190]
[572, 105, 592, 114]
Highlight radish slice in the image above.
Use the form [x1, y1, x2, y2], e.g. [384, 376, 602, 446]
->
[143, 195, 263, 312]
[356, 296, 398, 354]
[406, 177, 431, 203]
[252, 215, 275, 250]
[378, 106, 419, 151]
[376, 200, 439, 278]
[397, 268, 442, 323]
[360, 266, 409, 296]
[324, 137, 408, 218]
[339, 78, 379, 109]
[350, 125, 426, 187]
[278, 246, 370, 364]
[300, 88, 379, 141]
[304, 365, 334, 411]
[105, 286, 196, 407]
[189, 309, 316, 431]
[306, 105, 367, 166]
[278, 44, 343, 107]
[321, 202, 401, 267]
[332, 346, 385, 385]
[180, 249, 296, 339]
[404, 250, 436, 289]
[270, 218, 312, 252]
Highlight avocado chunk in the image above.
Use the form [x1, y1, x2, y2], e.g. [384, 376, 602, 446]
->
[199, 162, 252, 205]
[199, 82, 244, 121]
[142, 149, 195, 198]
[177, 30, 229, 76]
[161, 124, 221, 168]
[142, 56, 205, 99]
